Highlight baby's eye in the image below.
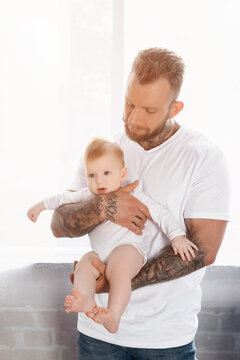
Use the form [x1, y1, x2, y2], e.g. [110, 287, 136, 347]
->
[88, 173, 95, 178]
[104, 171, 111, 176]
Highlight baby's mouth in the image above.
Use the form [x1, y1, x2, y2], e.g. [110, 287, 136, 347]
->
[97, 188, 107, 193]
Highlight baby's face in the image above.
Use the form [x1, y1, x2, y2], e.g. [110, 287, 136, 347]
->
[86, 153, 127, 195]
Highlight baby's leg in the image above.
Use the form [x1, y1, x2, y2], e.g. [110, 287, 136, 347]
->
[93, 244, 144, 333]
[64, 251, 100, 313]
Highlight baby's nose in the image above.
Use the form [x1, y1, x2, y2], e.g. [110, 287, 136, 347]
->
[95, 176, 102, 185]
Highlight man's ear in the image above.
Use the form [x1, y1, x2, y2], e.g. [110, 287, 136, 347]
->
[169, 101, 184, 119]
[121, 166, 127, 181]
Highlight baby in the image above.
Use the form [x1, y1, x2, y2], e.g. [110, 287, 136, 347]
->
[27, 138, 198, 333]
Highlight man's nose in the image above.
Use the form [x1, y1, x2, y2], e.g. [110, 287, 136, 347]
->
[128, 107, 140, 127]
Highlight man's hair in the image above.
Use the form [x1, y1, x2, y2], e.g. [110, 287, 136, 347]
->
[84, 138, 125, 167]
[131, 47, 185, 99]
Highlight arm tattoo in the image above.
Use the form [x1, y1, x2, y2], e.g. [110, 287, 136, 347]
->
[51, 191, 120, 238]
[51, 195, 104, 238]
[104, 192, 118, 222]
[131, 236, 207, 291]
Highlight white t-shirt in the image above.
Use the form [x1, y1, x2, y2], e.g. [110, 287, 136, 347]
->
[69, 127, 230, 349]
[44, 187, 185, 264]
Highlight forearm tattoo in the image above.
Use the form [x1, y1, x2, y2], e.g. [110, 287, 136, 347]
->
[131, 237, 207, 290]
[51, 195, 104, 238]
[51, 191, 120, 238]
[104, 192, 118, 222]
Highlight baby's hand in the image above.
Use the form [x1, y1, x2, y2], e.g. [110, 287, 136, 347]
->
[27, 201, 45, 223]
[171, 235, 198, 261]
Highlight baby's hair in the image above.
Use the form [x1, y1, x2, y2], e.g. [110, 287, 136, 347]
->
[84, 138, 125, 168]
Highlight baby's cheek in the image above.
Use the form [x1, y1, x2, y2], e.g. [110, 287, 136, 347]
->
[87, 181, 94, 192]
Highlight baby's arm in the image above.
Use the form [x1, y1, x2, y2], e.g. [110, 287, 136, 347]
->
[134, 189, 198, 261]
[43, 188, 90, 209]
[27, 188, 90, 223]
[171, 235, 198, 261]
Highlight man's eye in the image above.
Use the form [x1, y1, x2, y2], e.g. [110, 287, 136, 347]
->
[127, 100, 134, 107]
[145, 109, 156, 114]
[104, 171, 111, 176]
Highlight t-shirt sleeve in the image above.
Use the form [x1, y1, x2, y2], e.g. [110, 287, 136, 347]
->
[68, 154, 88, 191]
[184, 149, 230, 220]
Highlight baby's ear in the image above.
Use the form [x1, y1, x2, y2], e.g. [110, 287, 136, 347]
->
[121, 166, 127, 180]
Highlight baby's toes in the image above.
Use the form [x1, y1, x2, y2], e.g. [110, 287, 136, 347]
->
[64, 296, 73, 305]
[98, 307, 106, 313]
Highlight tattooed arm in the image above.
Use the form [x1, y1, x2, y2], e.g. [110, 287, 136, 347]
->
[92, 218, 227, 293]
[51, 194, 105, 238]
[51, 180, 151, 238]
[131, 218, 227, 290]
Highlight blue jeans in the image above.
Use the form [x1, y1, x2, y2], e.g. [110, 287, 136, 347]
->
[78, 332, 198, 360]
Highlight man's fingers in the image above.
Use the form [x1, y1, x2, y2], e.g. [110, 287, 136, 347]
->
[137, 202, 152, 221]
[69, 260, 78, 284]
[128, 222, 143, 235]
[136, 213, 147, 224]
[96, 276, 105, 290]
[93, 258, 109, 294]
[121, 180, 139, 193]
[69, 272, 74, 284]
[132, 216, 145, 230]
[91, 257, 106, 275]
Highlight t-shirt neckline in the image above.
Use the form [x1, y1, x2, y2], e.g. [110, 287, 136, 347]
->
[130, 126, 184, 153]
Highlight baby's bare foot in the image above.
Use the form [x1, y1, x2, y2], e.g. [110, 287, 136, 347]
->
[93, 307, 120, 333]
[64, 289, 96, 313]
[86, 305, 98, 319]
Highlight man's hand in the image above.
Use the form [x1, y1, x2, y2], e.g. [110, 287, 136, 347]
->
[92, 257, 109, 293]
[103, 180, 152, 235]
[69, 258, 109, 292]
[69, 260, 78, 284]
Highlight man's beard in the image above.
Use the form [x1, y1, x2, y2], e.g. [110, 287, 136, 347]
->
[123, 111, 171, 144]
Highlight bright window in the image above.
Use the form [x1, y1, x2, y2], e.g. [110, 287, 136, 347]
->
[0, 0, 238, 268]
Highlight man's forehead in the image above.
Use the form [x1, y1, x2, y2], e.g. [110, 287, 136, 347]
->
[126, 73, 172, 106]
